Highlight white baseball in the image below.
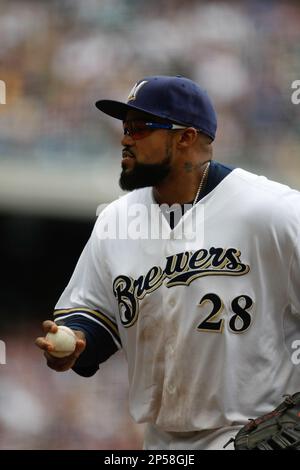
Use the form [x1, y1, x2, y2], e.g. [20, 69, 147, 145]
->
[46, 325, 76, 358]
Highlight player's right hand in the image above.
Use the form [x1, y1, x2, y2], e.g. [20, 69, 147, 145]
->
[35, 320, 86, 372]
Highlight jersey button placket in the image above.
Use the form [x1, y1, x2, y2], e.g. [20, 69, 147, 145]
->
[164, 314, 177, 396]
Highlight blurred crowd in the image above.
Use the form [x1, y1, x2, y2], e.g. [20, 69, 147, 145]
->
[0, 0, 300, 183]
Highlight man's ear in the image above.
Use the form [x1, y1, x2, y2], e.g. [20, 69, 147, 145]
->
[176, 128, 199, 148]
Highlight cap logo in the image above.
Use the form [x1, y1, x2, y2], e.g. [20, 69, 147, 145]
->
[127, 80, 147, 102]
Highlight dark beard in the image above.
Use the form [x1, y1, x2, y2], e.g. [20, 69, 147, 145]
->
[119, 147, 172, 191]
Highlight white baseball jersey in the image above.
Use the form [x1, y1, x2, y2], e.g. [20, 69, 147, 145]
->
[54, 168, 300, 449]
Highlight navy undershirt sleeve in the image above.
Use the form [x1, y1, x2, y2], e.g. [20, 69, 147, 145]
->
[56, 316, 119, 377]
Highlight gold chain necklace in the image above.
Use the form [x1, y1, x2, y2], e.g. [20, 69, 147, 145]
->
[193, 161, 210, 206]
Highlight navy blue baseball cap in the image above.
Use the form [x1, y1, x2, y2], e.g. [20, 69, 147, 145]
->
[95, 75, 217, 140]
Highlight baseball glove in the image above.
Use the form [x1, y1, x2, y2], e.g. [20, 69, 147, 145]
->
[225, 392, 300, 450]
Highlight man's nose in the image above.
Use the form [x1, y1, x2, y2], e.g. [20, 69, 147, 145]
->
[121, 133, 135, 147]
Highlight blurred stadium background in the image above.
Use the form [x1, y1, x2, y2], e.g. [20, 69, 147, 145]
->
[1, 0, 300, 449]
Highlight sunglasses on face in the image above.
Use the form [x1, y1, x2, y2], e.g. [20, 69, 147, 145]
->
[123, 120, 187, 140]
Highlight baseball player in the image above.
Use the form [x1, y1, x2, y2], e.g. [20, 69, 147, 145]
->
[36, 76, 300, 450]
